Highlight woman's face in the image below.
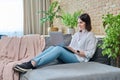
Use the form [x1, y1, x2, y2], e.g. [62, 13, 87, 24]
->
[77, 18, 86, 31]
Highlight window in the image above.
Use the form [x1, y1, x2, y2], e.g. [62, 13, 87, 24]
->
[0, 0, 23, 36]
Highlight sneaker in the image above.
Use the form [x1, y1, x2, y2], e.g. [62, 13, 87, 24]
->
[13, 61, 35, 73]
[13, 66, 27, 73]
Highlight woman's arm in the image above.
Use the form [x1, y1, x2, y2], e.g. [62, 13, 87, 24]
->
[71, 32, 97, 58]
[83, 33, 98, 58]
[65, 46, 76, 53]
[75, 50, 86, 57]
[66, 46, 85, 57]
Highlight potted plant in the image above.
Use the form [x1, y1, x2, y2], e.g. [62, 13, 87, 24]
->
[40, 1, 61, 32]
[60, 10, 82, 34]
[100, 13, 120, 67]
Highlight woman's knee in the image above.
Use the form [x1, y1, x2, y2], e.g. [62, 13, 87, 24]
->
[54, 46, 63, 50]
[49, 46, 55, 49]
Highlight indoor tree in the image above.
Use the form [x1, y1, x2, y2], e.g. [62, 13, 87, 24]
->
[60, 10, 82, 34]
[40, 1, 61, 31]
[100, 13, 120, 67]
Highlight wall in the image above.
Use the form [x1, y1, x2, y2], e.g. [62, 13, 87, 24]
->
[52, 0, 120, 35]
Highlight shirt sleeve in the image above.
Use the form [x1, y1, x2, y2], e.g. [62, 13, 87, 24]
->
[84, 32, 98, 58]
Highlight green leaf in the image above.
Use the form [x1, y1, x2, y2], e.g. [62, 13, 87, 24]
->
[61, 10, 83, 28]
[100, 13, 120, 59]
[39, 1, 61, 27]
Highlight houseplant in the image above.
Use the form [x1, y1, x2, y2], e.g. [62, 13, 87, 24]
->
[40, 1, 61, 31]
[100, 13, 120, 67]
[61, 10, 82, 34]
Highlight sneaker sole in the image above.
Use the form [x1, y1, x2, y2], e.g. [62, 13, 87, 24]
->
[13, 67, 27, 73]
[14, 66, 30, 73]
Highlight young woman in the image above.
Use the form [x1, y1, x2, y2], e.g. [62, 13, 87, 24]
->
[13, 13, 98, 73]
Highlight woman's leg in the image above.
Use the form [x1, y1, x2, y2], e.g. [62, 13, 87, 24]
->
[30, 46, 55, 67]
[13, 46, 79, 73]
[34, 46, 55, 59]
[32, 46, 79, 67]
[13, 46, 55, 72]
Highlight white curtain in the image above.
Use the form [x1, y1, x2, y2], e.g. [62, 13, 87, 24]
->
[23, 0, 50, 35]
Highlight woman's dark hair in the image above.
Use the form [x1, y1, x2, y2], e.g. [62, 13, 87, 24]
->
[78, 13, 92, 31]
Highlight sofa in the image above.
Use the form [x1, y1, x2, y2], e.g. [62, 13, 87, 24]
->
[20, 34, 120, 80]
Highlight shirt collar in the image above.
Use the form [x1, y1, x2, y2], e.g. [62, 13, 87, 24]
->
[79, 29, 88, 33]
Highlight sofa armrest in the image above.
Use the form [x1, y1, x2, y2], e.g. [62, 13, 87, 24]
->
[0, 35, 6, 39]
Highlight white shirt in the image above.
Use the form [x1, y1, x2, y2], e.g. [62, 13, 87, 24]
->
[69, 30, 98, 62]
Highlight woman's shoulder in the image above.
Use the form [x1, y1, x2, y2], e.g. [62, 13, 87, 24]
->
[87, 31, 98, 44]
[88, 31, 95, 36]
[87, 31, 96, 38]
[74, 32, 80, 35]
[73, 32, 79, 36]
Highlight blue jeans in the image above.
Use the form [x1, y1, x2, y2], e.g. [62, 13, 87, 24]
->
[32, 46, 79, 67]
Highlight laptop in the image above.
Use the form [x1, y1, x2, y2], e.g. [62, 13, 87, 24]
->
[49, 32, 74, 53]
[49, 32, 65, 46]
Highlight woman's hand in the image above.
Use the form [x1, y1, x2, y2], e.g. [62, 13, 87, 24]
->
[66, 46, 86, 57]
[75, 50, 85, 57]
[74, 50, 79, 54]
[66, 46, 76, 53]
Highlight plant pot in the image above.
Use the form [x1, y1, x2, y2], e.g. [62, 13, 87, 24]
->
[116, 55, 120, 67]
[48, 27, 59, 34]
[67, 28, 75, 35]
[50, 26, 59, 31]
[110, 55, 120, 67]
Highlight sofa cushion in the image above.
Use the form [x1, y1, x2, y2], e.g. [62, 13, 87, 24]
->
[20, 62, 120, 80]
[90, 38, 110, 65]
